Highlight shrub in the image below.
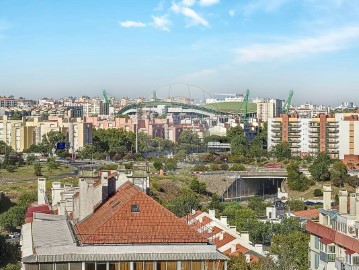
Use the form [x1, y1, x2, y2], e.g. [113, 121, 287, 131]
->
[313, 189, 323, 197]
[192, 164, 207, 171]
[229, 163, 246, 171]
[220, 163, 229, 170]
[189, 179, 206, 194]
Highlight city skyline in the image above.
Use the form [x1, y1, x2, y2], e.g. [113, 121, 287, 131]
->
[1, 0, 359, 104]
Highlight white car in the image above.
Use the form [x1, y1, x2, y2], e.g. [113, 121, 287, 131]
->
[8, 232, 20, 238]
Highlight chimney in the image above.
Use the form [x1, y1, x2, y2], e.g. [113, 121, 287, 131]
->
[323, 184, 332, 210]
[350, 193, 357, 216]
[220, 216, 228, 226]
[240, 231, 250, 243]
[79, 178, 95, 221]
[209, 209, 216, 219]
[339, 190, 348, 214]
[37, 178, 46, 205]
[356, 194, 359, 221]
[230, 243, 236, 254]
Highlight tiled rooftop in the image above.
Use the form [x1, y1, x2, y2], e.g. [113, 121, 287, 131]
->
[75, 182, 208, 244]
[292, 208, 319, 219]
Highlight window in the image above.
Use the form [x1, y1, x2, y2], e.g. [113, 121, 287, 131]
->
[353, 256, 359, 265]
[205, 261, 214, 270]
[55, 263, 68, 270]
[134, 262, 143, 270]
[314, 236, 319, 249]
[328, 245, 335, 254]
[97, 264, 107, 270]
[192, 262, 201, 270]
[120, 262, 130, 270]
[167, 262, 177, 270]
[85, 263, 95, 270]
[144, 262, 154, 270]
[24, 264, 39, 270]
[157, 262, 166, 270]
[314, 254, 319, 269]
[109, 263, 119, 270]
[181, 261, 191, 270]
[69, 263, 82, 270]
[214, 261, 224, 270]
[40, 264, 53, 270]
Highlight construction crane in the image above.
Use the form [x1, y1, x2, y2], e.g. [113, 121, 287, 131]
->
[283, 90, 294, 115]
[238, 89, 250, 122]
[102, 90, 110, 104]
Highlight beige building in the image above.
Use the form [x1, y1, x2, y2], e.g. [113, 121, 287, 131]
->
[306, 185, 359, 270]
[0, 115, 92, 152]
[256, 99, 282, 122]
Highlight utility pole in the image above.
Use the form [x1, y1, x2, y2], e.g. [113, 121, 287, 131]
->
[135, 108, 138, 154]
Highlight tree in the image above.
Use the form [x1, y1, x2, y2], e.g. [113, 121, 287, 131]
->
[167, 191, 200, 217]
[189, 179, 206, 194]
[287, 200, 305, 212]
[273, 141, 291, 160]
[331, 160, 348, 187]
[309, 152, 331, 181]
[286, 161, 312, 191]
[41, 131, 66, 156]
[34, 162, 42, 176]
[230, 133, 249, 156]
[177, 130, 201, 153]
[248, 197, 269, 217]
[153, 160, 163, 171]
[227, 255, 249, 270]
[270, 231, 309, 270]
[47, 158, 59, 172]
[313, 189, 323, 197]
[26, 154, 36, 165]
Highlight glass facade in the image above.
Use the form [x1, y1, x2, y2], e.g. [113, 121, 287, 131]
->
[25, 260, 226, 270]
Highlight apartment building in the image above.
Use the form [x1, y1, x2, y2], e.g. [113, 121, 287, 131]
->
[267, 114, 358, 159]
[0, 97, 17, 108]
[0, 115, 92, 152]
[306, 185, 359, 270]
[21, 178, 227, 270]
[256, 99, 282, 122]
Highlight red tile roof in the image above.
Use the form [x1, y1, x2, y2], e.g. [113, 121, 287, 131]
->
[75, 182, 208, 244]
[25, 204, 52, 223]
[212, 232, 236, 248]
[306, 221, 359, 253]
[292, 209, 319, 219]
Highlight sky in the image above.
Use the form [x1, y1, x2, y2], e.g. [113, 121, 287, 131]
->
[1, 0, 359, 105]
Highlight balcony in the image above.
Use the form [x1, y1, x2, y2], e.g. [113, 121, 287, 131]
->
[288, 134, 301, 138]
[326, 124, 339, 128]
[309, 134, 320, 138]
[309, 144, 320, 148]
[271, 128, 281, 132]
[335, 257, 345, 270]
[344, 265, 359, 270]
[327, 134, 339, 139]
[327, 128, 339, 133]
[320, 251, 336, 263]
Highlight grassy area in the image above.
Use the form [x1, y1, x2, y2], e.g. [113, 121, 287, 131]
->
[202, 102, 257, 114]
[287, 180, 356, 200]
[0, 164, 75, 180]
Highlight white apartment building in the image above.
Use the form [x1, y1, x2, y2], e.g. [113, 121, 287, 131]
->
[306, 185, 359, 270]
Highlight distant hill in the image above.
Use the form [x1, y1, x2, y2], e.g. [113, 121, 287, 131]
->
[201, 102, 257, 114]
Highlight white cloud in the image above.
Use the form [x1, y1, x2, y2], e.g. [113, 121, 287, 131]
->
[240, 0, 288, 15]
[182, 0, 196, 7]
[235, 26, 359, 62]
[199, 0, 220, 7]
[151, 15, 171, 31]
[229, 9, 236, 17]
[171, 2, 209, 27]
[119, 21, 146, 28]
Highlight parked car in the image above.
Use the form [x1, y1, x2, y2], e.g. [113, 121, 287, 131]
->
[8, 232, 21, 238]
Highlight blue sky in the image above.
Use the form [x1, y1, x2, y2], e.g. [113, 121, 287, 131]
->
[1, 0, 359, 105]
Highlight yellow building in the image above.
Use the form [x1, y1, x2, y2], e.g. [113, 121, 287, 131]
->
[0, 115, 92, 152]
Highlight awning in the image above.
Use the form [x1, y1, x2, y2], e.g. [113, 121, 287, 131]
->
[320, 238, 333, 244]
[346, 249, 356, 255]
